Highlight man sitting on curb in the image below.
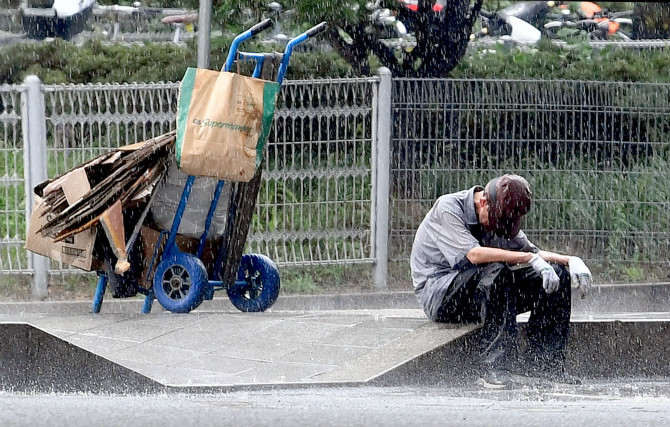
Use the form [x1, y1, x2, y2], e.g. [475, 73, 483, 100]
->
[410, 174, 593, 389]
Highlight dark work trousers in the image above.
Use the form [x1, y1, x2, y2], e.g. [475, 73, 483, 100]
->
[434, 262, 572, 372]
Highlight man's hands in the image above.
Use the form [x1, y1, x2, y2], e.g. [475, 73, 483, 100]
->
[528, 254, 593, 298]
[568, 257, 593, 298]
[529, 254, 560, 294]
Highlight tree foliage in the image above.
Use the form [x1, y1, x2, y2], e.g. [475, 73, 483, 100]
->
[0, 39, 195, 84]
[121, 0, 485, 77]
[3, 1, 670, 84]
[256, 0, 485, 77]
[452, 41, 670, 83]
[633, 2, 670, 39]
[3, 35, 670, 85]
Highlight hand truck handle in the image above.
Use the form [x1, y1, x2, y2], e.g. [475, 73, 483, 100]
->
[248, 18, 274, 36]
[276, 21, 328, 83]
[305, 21, 328, 38]
[223, 18, 274, 72]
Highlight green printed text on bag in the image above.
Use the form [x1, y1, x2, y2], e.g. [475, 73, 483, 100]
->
[176, 68, 279, 182]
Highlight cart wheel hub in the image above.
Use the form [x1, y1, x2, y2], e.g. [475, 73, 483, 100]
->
[170, 277, 183, 290]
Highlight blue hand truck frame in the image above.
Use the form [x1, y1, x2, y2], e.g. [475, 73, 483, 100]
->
[92, 19, 328, 314]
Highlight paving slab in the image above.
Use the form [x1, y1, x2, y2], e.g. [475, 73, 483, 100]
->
[1, 287, 670, 393]
[3, 307, 477, 390]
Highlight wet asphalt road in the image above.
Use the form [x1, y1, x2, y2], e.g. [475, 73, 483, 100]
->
[2, 383, 670, 426]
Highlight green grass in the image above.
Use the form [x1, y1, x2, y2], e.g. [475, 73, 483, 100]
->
[279, 273, 320, 294]
[391, 150, 670, 285]
[5, 147, 670, 294]
[278, 264, 377, 295]
[0, 134, 26, 238]
[46, 273, 99, 300]
[0, 274, 31, 300]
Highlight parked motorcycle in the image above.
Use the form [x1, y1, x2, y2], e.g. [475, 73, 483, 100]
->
[367, 0, 408, 39]
[471, 1, 562, 44]
[543, 2, 634, 41]
[394, 0, 445, 34]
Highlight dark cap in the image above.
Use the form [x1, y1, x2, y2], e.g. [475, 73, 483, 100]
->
[484, 174, 532, 238]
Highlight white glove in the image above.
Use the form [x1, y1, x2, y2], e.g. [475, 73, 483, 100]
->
[568, 257, 593, 298]
[529, 254, 560, 294]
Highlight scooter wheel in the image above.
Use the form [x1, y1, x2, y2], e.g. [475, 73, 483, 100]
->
[153, 252, 207, 313]
[227, 254, 280, 312]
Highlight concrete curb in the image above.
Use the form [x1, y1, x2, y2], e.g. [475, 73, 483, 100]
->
[1, 283, 669, 316]
[2, 283, 670, 394]
[572, 282, 670, 314]
[0, 291, 419, 316]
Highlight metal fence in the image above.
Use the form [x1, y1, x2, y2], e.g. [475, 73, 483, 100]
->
[44, 82, 179, 176]
[390, 78, 670, 283]
[0, 74, 384, 291]
[247, 78, 379, 267]
[40, 81, 181, 277]
[2, 76, 670, 293]
[0, 84, 26, 274]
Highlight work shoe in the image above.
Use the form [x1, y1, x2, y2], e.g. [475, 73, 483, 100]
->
[477, 369, 514, 390]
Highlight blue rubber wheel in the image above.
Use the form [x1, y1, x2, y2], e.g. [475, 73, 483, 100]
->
[227, 254, 280, 312]
[153, 252, 207, 313]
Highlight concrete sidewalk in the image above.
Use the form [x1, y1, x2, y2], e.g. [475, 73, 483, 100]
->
[0, 301, 475, 392]
[2, 281, 669, 315]
[1, 285, 669, 393]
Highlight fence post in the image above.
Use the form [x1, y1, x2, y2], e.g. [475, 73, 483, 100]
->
[21, 75, 49, 299]
[373, 67, 392, 290]
[197, 0, 212, 68]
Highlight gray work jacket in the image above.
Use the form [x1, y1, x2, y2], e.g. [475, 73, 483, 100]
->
[410, 186, 538, 320]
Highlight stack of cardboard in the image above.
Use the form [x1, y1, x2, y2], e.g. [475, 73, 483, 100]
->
[25, 131, 175, 273]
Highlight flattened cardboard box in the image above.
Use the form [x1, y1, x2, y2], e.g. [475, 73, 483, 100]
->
[25, 168, 97, 271]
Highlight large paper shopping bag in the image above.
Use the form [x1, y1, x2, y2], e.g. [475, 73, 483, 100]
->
[176, 68, 279, 182]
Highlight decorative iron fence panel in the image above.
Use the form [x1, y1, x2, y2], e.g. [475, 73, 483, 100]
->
[391, 78, 670, 283]
[43, 82, 180, 177]
[247, 78, 377, 266]
[0, 85, 27, 274]
[0, 77, 377, 278]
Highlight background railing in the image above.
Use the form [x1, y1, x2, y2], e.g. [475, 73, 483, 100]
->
[248, 78, 378, 267]
[390, 78, 670, 283]
[0, 84, 26, 275]
[2, 75, 670, 297]
[0, 74, 385, 296]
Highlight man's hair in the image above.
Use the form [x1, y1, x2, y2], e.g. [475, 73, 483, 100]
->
[484, 174, 532, 238]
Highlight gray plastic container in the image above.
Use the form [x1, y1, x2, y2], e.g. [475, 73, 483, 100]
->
[151, 161, 232, 239]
